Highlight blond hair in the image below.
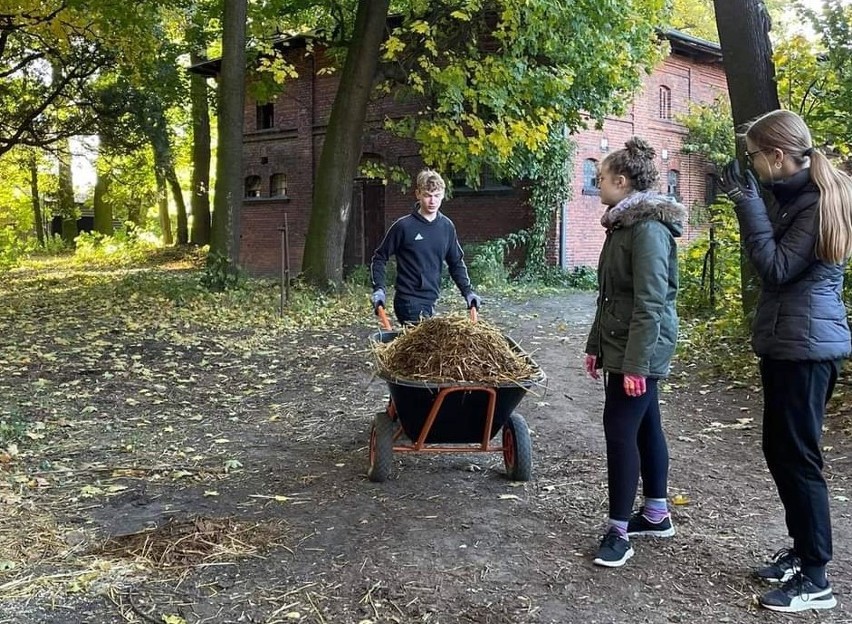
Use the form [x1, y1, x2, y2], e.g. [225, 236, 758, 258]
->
[415, 169, 445, 193]
[744, 109, 852, 264]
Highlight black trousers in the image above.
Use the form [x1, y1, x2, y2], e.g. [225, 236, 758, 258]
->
[603, 374, 669, 521]
[760, 358, 841, 567]
[393, 297, 435, 325]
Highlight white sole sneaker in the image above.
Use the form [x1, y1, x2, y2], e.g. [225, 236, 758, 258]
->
[760, 584, 837, 612]
[593, 546, 634, 568]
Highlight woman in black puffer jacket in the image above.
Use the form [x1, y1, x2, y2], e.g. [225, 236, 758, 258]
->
[720, 109, 852, 614]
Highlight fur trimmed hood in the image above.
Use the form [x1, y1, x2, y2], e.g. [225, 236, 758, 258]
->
[601, 191, 687, 236]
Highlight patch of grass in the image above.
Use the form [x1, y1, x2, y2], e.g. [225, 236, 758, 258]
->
[0, 411, 27, 445]
[72, 229, 162, 268]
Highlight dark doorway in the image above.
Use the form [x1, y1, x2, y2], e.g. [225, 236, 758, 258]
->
[344, 178, 385, 270]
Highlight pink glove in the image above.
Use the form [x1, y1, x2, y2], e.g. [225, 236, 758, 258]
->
[623, 373, 646, 397]
[584, 354, 599, 380]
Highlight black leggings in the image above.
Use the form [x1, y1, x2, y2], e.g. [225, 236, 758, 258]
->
[603, 373, 669, 521]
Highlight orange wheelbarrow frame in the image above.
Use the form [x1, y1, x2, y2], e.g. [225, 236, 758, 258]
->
[367, 307, 544, 482]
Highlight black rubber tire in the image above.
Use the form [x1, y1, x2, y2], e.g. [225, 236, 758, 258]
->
[503, 412, 532, 481]
[368, 411, 394, 482]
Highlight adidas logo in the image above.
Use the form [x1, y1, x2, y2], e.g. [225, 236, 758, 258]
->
[414, 233, 424, 241]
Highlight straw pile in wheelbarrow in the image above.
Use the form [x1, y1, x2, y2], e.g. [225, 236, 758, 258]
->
[373, 314, 538, 384]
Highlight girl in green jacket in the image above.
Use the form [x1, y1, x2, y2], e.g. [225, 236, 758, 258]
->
[584, 137, 687, 568]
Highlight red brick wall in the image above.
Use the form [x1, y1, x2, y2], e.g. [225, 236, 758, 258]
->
[564, 55, 728, 268]
[238, 40, 727, 275]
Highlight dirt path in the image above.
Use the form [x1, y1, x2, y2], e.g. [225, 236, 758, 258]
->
[1, 289, 850, 623]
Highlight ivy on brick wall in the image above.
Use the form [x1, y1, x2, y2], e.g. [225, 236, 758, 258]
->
[523, 128, 574, 275]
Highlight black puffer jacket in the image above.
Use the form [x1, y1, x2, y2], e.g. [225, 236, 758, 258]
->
[735, 168, 851, 361]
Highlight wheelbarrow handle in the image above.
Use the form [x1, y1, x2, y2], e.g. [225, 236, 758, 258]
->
[377, 305, 392, 331]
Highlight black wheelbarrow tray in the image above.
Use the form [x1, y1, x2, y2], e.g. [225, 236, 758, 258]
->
[367, 330, 546, 482]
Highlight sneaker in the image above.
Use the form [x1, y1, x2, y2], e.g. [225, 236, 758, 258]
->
[626, 510, 675, 537]
[759, 572, 836, 612]
[593, 528, 634, 568]
[755, 548, 800, 583]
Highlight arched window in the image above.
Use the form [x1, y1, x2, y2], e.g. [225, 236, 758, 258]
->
[667, 170, 680, 199]
[244, 175, 261, 198]
[659, 86, 672, 120]
[270, 173, 288, 197]
[582, 159, 599, 195]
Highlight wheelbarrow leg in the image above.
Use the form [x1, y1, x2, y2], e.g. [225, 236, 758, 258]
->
[368, 411, 395, 482]
[503, 412, 532, 481]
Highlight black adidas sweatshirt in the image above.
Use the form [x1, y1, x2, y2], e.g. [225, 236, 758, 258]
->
[370, 208, 473, 304]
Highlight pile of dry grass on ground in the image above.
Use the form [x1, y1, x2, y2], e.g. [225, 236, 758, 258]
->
[373, 314, 539, 384]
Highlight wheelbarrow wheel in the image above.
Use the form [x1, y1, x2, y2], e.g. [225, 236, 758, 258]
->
[368, 411, 394, 482]
[502, 412, 532, 481]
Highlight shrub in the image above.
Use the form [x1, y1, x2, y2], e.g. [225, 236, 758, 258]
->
[465, 240, 511, 288]
[73, 227, 160, 267]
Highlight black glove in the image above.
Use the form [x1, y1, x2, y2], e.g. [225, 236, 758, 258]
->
[719, 159, 760, 204]
[371, 289, 386, 313]
[465, 292, 481, 310]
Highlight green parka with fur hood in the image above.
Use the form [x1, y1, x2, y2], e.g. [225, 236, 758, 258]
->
[584, 191, 688, 378]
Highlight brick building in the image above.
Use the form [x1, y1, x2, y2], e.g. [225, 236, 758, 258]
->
[192, 29, 726, 275]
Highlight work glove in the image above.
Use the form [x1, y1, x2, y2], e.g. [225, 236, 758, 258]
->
[718, 159, 760, 205]
[371, 289, 386, 313]
[623, 373, 647, 397]
[465, 292, 482, 310]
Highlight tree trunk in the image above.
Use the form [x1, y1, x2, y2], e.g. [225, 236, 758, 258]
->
[155, 169, 173, 245]
[189, 50, 212, 246]
[714, 0, 780, 319]
[28, 153, 45, 246]
[210, 0, 247, 265]
[167, 165, 188, 243]
[127, 198, 145, 228]
[301, 0, 390, 289]
[148, 107, 188, 244]
[57, 138, 77, 244]
[93, 158, 114, 235]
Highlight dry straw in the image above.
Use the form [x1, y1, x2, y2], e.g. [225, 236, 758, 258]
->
[373, 314, 539, 384]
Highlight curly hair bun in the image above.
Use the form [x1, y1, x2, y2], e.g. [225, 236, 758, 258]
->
[625, 137, 656, 160]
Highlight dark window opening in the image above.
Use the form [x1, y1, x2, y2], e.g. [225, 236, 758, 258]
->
[270, 173, 288, 197]
[245, 175, 262, 198]
[705, 172, 719, 204]
[451, 165, 512, 193]
[659, 86, 672, 120]
[256, 103, 274, 130]
[667, 169, 680, 200]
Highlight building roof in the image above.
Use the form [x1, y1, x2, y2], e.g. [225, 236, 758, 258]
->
[188, 26, 723, 78]
[662, 29, 723, 63]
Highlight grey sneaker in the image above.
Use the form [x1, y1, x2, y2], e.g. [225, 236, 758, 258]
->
[627, 511, 675, 537]
[759, 572, 836, 612]
[593, 528, 634, 568]
[755, 548, 800, 583]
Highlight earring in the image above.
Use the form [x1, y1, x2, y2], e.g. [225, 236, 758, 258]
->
[775, 162, 782, 169]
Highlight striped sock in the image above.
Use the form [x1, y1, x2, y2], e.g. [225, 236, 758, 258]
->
[643, 498, 669, 523]
[608, 519, 629, 539]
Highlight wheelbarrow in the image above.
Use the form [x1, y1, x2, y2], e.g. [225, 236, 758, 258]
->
[367, 306, 545, 482]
